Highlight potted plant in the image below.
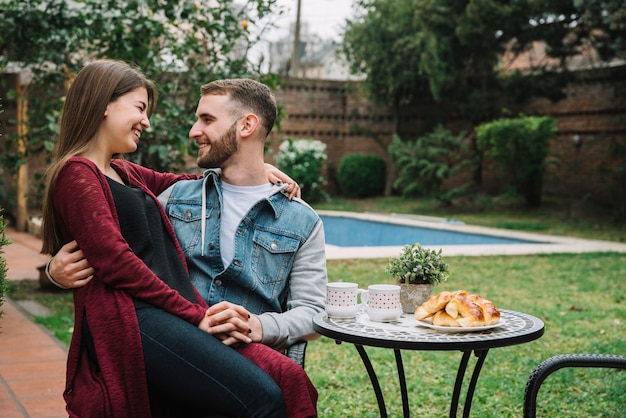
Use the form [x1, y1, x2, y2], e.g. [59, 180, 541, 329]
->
[386, 242, 451, 313]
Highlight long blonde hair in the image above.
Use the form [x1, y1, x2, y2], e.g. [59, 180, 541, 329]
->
[41, 60, 157, 254]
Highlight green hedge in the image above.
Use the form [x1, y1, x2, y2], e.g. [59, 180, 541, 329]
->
[476, 114, 556, 208]
[337, 153, 386, 197]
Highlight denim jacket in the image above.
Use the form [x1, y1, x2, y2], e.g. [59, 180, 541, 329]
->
[162, 169, 327, 350]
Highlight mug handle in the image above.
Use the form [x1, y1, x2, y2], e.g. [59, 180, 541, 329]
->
[358, 289, 367, 313]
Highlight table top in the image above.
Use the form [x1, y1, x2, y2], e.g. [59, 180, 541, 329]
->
[313, 309, 544, 351]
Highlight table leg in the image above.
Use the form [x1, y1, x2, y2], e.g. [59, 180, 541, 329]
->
[449, 349, 490, 418]
[463, 349, 489, 418]
[351, 344, 490, 417]
[354, 344, 388, 417]
[450, 351, 471, 417]
[394, 349, 410, 418]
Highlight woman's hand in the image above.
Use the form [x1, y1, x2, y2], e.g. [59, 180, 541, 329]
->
[264, 163, 301, 200]
[200, 301, 263, 346]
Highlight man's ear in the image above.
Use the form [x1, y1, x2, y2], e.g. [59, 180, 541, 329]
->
[239, 113, 259, 138]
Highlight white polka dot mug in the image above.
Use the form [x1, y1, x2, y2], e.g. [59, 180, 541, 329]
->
[325, 282, 365, 318]
[362, 284, 402, 322]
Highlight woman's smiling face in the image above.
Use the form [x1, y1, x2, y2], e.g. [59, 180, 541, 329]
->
[99, 87, 150, 155]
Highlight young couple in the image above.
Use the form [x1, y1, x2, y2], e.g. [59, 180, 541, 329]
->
[42, 59, 326, 417]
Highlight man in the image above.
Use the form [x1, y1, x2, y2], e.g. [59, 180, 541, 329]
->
[49, 78, 327, 357]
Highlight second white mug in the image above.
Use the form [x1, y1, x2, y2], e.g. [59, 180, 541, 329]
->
[362, 284, 402, 322]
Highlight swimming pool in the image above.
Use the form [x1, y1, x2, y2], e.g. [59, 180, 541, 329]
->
[317, 211, 626, 259]
[320, 215, 538, 247]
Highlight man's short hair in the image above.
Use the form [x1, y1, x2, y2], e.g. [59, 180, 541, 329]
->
[201, 79, 277, 137]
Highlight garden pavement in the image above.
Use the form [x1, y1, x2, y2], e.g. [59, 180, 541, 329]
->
[1, 227, 66, 418]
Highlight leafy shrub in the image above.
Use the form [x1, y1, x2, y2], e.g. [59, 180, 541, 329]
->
[274, 138, 329, 203]
[0, 102, 8, 314]
[0, 210, 10, 314]
[476, 114, 556, 207]
[337, 153, 386, 197]
[388, 126, 469, 203]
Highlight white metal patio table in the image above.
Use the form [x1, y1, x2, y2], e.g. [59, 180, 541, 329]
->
[313, 309, 544, 418]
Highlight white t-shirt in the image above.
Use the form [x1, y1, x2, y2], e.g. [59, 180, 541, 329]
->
[220, 181, 274, 266]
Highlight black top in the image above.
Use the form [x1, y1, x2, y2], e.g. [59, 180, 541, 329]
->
[107, 177, 197, 306]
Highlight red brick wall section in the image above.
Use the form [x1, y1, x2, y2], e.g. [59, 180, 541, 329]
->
[270, 68, 626, 205]
[519, 68, 626, 203]
[268, 78, 396, 192]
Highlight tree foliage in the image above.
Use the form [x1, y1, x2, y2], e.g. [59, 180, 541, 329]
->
[0, 209, 10, 313]
[341, 0, 430, 111]
[572, 0, 626, 60]
[343, 0, 626, 119]
[0, 93, 8, 312]
[476, 115, 557, 207]
[342, 0, 625, 196]
[0, 0, 281, 175]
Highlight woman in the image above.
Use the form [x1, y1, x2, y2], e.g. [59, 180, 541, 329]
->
[41, 59, 317, 417]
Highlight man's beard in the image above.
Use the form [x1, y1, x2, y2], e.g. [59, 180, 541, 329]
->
[197, 121, 238, 169]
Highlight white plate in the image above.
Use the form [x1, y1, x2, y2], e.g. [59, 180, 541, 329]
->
[415, 318, 504, 332]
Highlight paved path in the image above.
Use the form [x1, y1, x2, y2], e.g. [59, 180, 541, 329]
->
[1, 227, 67, 418]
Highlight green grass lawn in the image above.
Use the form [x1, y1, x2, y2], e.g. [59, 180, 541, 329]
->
[311, 253, 626, 417]
[5, 196, 626, 417]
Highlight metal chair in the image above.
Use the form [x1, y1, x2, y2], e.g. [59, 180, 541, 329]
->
[286, 340, 308, 368]
[523, 353, 626, 418]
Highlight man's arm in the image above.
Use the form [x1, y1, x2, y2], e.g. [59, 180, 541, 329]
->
[257, 221, 328, 351]
[46, 240, 94, 288]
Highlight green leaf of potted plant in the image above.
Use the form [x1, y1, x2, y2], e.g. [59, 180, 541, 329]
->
[385, 242, 451, 313]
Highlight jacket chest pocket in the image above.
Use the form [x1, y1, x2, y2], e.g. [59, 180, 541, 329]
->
[251, 231, 300, 285]
[167, 204, 206, 252]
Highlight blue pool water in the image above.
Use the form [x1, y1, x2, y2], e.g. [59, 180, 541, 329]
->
[320, 216, 538, 247]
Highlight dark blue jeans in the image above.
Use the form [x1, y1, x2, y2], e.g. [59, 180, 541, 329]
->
[136, 306, 285, 418]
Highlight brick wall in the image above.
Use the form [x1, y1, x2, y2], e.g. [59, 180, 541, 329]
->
[515, 68, 626, 203]
[2, 66, 625, 216]
[268, 67, 626, 205]
[267, 79, 396, 192]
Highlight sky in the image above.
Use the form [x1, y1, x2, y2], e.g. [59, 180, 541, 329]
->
[264, 0, 356, 43]
[247, 0, 357, 70]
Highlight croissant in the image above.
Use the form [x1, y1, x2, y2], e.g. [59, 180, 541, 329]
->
[445, 295, 484, 326]
[413, 291, 456, 320]
[431, 310, 460, 327]
[467, 294, 501, 325]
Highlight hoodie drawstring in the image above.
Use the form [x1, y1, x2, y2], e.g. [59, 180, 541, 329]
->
[201, 175, 209, 256]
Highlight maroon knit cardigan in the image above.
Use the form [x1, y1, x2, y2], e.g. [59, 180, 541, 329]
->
[53, 157, 206, 417]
